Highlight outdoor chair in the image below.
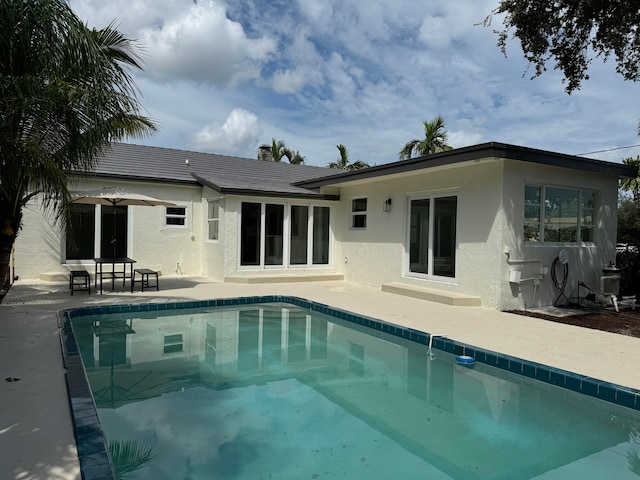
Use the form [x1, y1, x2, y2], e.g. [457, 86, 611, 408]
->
[131, 268, 159, 293]
[70, 270, 91, 295]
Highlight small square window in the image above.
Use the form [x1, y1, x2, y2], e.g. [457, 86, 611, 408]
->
[163, 333, 184, 354]
[351, 198, 367, 229]
[166, 206, 186, 226]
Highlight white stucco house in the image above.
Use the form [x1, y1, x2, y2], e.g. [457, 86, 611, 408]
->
[14, 141, 636, 310]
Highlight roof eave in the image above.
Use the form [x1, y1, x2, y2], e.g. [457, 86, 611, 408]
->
[72, 171, 199, 186]
[297, 142, 638, 188]
[193, 173, 339, 200]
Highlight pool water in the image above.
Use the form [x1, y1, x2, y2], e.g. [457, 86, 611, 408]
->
[70, 303, 640, 479]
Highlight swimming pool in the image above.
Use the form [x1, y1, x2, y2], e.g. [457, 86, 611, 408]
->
[61, 296, 640, 479]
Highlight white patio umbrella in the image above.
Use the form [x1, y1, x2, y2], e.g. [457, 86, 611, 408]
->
[71, 186, 175, 259]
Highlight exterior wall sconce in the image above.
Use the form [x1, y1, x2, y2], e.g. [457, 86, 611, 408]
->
[383, 198, 392, 212]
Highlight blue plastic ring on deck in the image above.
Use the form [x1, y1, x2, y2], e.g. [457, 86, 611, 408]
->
[456, 355, 476, 366]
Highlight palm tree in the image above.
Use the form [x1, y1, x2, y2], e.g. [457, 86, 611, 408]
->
[398, 115, 453, 160]
[109, 437, 155, 479]
[0, 0, 156, 287]
[258, 138, 289, 162]
[329, 144, 370, 171]
[620, 156, 640, 204]
[284, 149, 305, 165]
[258, 138, 305, 164]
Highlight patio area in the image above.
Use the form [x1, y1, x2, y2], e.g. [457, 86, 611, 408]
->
[2, 276, 640, 480]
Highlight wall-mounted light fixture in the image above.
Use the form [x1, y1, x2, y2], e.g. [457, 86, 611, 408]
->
[383, 198, 392, 212]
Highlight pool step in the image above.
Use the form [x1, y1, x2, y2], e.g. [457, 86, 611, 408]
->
[225, 273, 344, 284]
[381, 282, 482, 307]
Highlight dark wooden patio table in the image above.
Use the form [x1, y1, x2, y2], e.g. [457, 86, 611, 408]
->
[94, 257, 136, 294]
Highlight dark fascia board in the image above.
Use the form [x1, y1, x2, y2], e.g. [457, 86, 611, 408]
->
[193, 173, 340, 201]
[81, 172, 199, 186]
[296, 141, 638, 188]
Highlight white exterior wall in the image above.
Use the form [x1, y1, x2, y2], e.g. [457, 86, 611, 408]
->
[15, 179, 204, 280]
[334, 159, 505, 307]
[498, 161, 619, 310]
[333, 158, 619, 310]
[13, 156, 621, 312]
[127, 181, 203, 277]
[14, 201, 64, 280]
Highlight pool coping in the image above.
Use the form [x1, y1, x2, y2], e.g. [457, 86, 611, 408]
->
[58, 295, 640, 480]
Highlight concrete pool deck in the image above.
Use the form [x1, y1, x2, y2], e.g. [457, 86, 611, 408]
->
[2, 276, 640, 480]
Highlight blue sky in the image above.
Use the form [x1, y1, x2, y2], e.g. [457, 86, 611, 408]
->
[69, 0, 640, 167]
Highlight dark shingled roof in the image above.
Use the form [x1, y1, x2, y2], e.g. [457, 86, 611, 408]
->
[83, 142, 636, 197]
[296, 141, 638, 188]
[86, 143, 343, 199]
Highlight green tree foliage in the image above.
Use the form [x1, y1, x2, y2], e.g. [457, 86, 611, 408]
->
[258, 138, 288, 162]
[617, 158, 640, 297]
[618, 157, 640, 246]
[0, 0, 156, 286]
[399, 115, 452, 160]
[284, 149, 305, 165]
[488, 1, 640, 93]
[258, 138, 305, 164]
[617, 197, 640, 246]
[620, 156, 640, 204]
[328, 144, 370, 171]
[109, 437, 155, 479]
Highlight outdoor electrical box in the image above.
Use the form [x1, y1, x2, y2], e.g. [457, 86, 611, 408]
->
[509, 270, 521, 284]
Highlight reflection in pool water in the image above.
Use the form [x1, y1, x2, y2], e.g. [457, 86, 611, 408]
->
[71, 303, 640, 479]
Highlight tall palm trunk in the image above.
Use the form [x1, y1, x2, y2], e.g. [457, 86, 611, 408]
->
[0, 0, 156, 285]
[0, 216, 18, 288]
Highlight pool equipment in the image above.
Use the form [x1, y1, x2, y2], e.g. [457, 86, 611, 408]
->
[456, 355, 476, 366]
[552, 249, 570, 306]
[597, 263, 621, 311]
[427, 333, 447, 358]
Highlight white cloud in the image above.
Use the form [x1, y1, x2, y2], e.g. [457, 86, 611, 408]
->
[271, 67, 312, 94]
[189, 108, 263, 155]
[71, 0, 276, 87]
[140, 1, 276, 86]
[68, 0, 640, 167]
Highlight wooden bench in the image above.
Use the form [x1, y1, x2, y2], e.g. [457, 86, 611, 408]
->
[69, 270, 90, 296]
[131, 268, 159, 293]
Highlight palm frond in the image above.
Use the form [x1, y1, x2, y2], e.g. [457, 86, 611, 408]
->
[108, 437, 155, 478]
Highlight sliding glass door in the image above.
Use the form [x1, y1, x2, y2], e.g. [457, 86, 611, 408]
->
[240, 202, 261, 266]
[289, 205, 309, 265]
[265, 204, 284, 265]
[408, 195, 457, 278]
[240, 202, 330, 268]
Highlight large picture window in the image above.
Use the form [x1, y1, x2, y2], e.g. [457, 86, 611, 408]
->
[407, 195, 457, 278]
[525, 185, 595, 243]
[240, 202, 330, 268]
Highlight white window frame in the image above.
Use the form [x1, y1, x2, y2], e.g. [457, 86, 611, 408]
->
[404, 192, 458, 281]
[207, 199, 220, 242]
[64, 204, 132, 264]
[165, 205, 187, 228]
[524, 185, 596, 244]
[237, 201, 331, 269]
[350, 197, 368, 230]
[162, 332, 184, 355]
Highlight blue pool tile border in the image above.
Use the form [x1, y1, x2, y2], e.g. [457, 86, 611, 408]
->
[59, 295, 640, 479]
